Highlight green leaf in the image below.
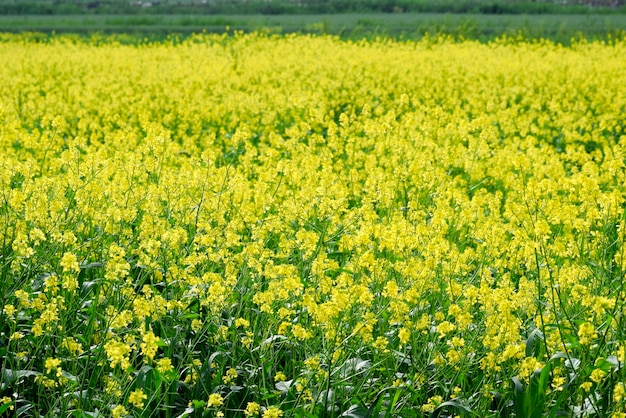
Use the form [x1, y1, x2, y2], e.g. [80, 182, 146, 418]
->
[512, 377, 525, 418]
[384, 389, 401, 418]
[260, 335, 288, 348]
[365, 390, 385, 418]
[525, 328, 544, 357]
[536, 363, 552, 396]
[512, 365, 552, 418]
[175, 407, 195, 418]
[16, 403, 34, 416]
[594, 357, 618, 373]
[0, 402, 15, 415]
[432, 400, 472, 417]
[1, 369, 41, 390]
[70, 410, 103, 418]
[136, 364, 162, 390]
[548, 352, 569, 362]
[80, 262, 104, 270]
[61, 370, 79, 383]
[548, 387, 571, 417]
[341, 404, 369, 418]
[191, 400, 205, 409]
[160, 369, 179, 382]
[291, 408, 318, 418]
[275, 380, 293, 393]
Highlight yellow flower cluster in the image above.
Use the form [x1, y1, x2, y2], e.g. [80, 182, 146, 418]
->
[1, 32, 625, 416]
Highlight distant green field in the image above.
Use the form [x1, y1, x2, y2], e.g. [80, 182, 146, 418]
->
[1, 13, 625, 42]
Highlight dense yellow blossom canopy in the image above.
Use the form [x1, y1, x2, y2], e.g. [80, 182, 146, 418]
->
[0, 32, 625, 417]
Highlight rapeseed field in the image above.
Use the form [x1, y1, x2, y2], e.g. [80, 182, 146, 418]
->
[0, 32, 625, 417]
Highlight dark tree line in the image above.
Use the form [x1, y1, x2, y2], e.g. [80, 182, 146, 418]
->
[0, 0, 624, 15]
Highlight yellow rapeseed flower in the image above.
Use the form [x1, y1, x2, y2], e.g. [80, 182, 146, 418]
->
[245, 402, 261, 416]
[207, 393, 224, 408]
[128, 389, 147, 409]
[614, 382, 625, 402]
[140, 330, 160, 361]
[60, 252, 80, 273]
[104, 339, 131, 370]
[111, 405, 128, 418]
[262, 406, 283, 418]
[157, 357, 173, 374]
